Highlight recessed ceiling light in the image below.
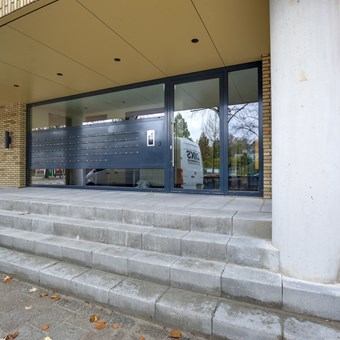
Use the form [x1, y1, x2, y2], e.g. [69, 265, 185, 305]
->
[191, 38, 199, 44]
[57, 72, 63, 76]
[13, 84, 20, 87]
[114, 58, 121, 62]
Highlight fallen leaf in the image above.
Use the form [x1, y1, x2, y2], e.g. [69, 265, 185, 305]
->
[28, 287, 37, 293]
[44, 337, 52, 340]
[94, 320, 106, 330]
[139, 336, 145, 340]
[40, 292, 49, 297]
[18, 211, 30, 215]
[25, 306, 33, 310]
[90, 314, 99, 323]
[4, 331, 19, 340]
[40, 325, 49, 331]
[3, 275, 12, 283]
[112, 322, 120, 329]
[170, 329, 182, 338]
[50, 295, 60, 301]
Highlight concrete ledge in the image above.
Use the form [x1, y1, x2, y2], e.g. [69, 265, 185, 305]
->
[222, 264, 282, 306]
[109, 278, 168, 320]
[170, 257, 225, 296]
[71, 268, 124, 305]
[128, 250, 179, 285]
[182, 231, 230, 261]
[227, 236, 280, 272]
[92, 245, 140, 275]
[155, 287, 218, 335]
[213, 301, 282, 339]
[40, 262, 89, 292]
[283, 276, 340, 321]
[233, 211, 272, 239]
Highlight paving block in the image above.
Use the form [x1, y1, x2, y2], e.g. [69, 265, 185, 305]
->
[59, 238, 104, 266]
[0, 199, 13, 210]
[71, 269, 124, 305]
[69, 205, 96, 220]
[213, 300, 282, 339]
[222, 264, 282, 306]
[233, 211, 272, 239]
[92, 245, 140, 275]
[227, 236, 280, 271]
[48, 203, 71, 218]
[53, 220, 81, 239]
[190, 209, 235, 234]
[109, 278, 168, 319]
[128, 250, 179, 285]
[94, 206, 123, 223]
[40, 262, 89, 292]
[11, 215, 33, 231]
[77, 222, 109, 244]
[28, 200, 50, 215]
[156, 287, 218, 335]
[153, 210, 191, 230]
[31, 216, 55, 234]
[123, 207, 154, 226]
[170, 257, 225, 296]
[182, 231, 230, 261]
[0, 228, 25, 248]
[283, 276, 340, 321]
[34, 235, 66, 260]
[284, 317, 340, 340]
[0, 210, 14, 227]
[142, 228, 188, 255]
[11, 231, 50, 254]
[107, 223, 150, 249]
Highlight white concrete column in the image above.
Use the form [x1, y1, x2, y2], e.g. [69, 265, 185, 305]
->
[270, 0, 340, 283]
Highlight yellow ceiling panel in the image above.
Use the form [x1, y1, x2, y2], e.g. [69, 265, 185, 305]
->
[78, 0, 224, 75]
[0, 61, 81, 104]
[9, 0, 165, 85]
[193, 0, 270, 65]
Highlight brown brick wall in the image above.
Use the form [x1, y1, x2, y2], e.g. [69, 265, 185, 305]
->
[262, 54, 272, 198]
[0, 103, 26, 187]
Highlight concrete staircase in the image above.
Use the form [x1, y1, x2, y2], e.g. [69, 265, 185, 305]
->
[0, 195, 339, 338]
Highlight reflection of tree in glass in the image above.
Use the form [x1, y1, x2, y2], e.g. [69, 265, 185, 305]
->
[174, 113, 191, 140]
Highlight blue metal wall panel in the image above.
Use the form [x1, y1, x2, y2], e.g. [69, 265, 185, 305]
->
[30, 118, 165, 169]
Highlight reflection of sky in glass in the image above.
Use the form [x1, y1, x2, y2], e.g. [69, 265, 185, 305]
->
[175, 108, 218, 143]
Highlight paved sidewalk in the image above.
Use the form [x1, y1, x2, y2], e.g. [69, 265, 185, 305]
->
[0, 273, 207, 340]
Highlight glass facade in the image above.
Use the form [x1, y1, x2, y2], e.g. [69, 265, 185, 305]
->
[29, 63, 262, 195]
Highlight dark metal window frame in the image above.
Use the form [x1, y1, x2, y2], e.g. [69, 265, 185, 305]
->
[27, 61, 263, 196]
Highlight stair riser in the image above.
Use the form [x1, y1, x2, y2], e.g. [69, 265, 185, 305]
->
[0, 219, 279, 270]
[0, 201, 271, 238]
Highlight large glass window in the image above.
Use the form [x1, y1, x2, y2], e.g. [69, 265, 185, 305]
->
[30, 84, 165, 188]
[228, 68, 260, 192]
[173, 78, 220, 191]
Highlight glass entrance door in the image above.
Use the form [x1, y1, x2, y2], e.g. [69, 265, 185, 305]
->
[172, 77, 221, 191]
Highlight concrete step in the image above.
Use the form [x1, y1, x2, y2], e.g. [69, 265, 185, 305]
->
[0, 247, 340, 339]
[0, 197, 272, 238]
[0, 209, 278, 269]
[0, 227, 278, 303]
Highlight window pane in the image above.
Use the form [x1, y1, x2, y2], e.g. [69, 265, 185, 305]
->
[228, 68, 259, 192]
[174, 78, 220, 190]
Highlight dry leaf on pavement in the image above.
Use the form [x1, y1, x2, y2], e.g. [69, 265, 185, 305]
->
[25, 306, 32, 310]
[44, 337, 52, 340]
[90, 314, 99, 323]
[28, 287, 37, 293]
[50, 295, 60, 301]
[40, 292, 49, 297]
[4, 331, 19, 340]
[40, 325, 49, 331]
[94, 320, 107, 330]
[139, 336, 145, 340]
[3, 276, 12, 283]
[170, 329, 182, 338]
[112, 322, 120, 329]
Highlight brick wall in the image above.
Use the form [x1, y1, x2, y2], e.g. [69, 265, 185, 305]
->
[262, 54, 272, 198]
[0, 103, 26, 187]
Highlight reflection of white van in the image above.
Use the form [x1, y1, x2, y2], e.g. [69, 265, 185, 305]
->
[175, 137, 204, 190]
